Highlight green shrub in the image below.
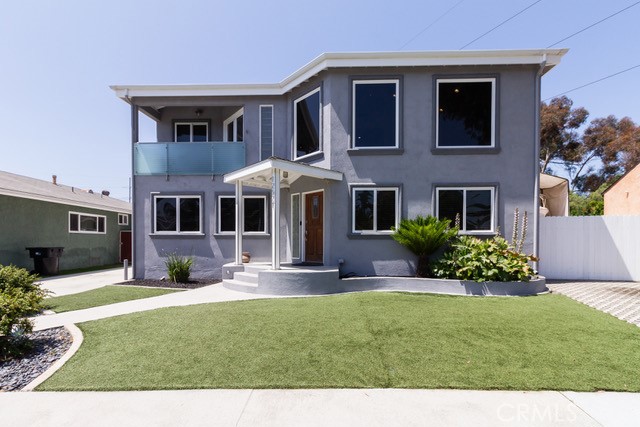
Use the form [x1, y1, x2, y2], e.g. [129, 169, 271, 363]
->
[392, 215, 458, 277]
[0, 265, 47, 359]
[164, 253, 194, 283]
[432, 235, 536, 282]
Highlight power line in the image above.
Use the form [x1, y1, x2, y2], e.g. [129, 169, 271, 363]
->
[543, 64, 640, 101]
[459, 0, 544, 49]
[547, 1, 640, 48]
[399, 0, 466, 50]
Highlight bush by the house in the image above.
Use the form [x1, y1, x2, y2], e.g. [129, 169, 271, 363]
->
[432, 235, 536, 282]
[392, 215, 458, 277]
[0, 265, 47, 358]
[165, 253, 194, 283]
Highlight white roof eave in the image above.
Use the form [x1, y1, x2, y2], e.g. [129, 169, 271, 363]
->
[224, 158, 343, 185]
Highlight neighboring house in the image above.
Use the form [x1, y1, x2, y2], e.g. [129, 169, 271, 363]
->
[111, 49, 567, 280]
[0, 171, 132, 271]
[604, 163, 640, 215]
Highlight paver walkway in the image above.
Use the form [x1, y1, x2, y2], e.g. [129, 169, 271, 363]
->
[547, 281, 640, 327]
[3, 389, 640, 426]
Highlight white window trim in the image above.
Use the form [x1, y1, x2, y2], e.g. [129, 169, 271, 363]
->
[351, 187, 400, 234]
[223, 108, 244, 142]
[293, 87, 322, 161]
[69, 211, 107, 234]
[174, 122, 209, 143]
[152, 195, 203, 235]
[435, 78, 496, 149]
[352, 79, 400, 149]
[435, 186, 496, 234]
[259, 105, 274, 160]
[217, 195, 268, 235]
[118, 213, 129, 226]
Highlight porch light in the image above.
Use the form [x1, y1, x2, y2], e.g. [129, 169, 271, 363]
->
[195, 109, 203, 118]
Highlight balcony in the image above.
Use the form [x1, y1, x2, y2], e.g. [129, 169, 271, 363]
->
[134, 142, 246, 176]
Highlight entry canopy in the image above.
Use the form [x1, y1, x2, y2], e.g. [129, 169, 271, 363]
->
[223, 157, 343, 189]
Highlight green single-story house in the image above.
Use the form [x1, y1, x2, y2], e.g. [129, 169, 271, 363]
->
[0, 170, 132, 273]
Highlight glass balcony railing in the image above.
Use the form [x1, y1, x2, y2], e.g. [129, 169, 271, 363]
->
[134, 142, 246, 175]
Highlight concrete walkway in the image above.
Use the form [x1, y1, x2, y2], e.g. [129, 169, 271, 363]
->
[548, 281, 640, 327]
[39, 267, 132, 296]
[33, 283, 279, 331]
[2, 389, 638, 426]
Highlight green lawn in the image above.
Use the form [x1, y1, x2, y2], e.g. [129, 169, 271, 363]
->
[39, 292, 640, 391]
[45, 285, 181, 313]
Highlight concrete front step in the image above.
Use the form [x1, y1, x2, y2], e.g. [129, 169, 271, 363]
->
[233, 272, 259, 284]
[243, 264, 271, 275]
[222, 279, 259, 294]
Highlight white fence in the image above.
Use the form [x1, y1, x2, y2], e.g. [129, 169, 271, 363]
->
[539, 216, 640, 281]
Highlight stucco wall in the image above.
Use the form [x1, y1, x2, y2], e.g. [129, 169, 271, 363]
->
[604, 165, 640, 215]
[0, 195, 131, 271]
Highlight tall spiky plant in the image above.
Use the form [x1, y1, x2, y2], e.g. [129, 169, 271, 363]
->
[392, 215, 459, 277]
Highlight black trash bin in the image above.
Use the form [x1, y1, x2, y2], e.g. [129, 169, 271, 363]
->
[25, 247, 64, 275]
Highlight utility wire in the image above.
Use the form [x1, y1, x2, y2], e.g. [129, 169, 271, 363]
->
[459, 0, 544, 49]
[399, 0, 466, 50]
[543, 64, 640, 101]
[547, 1, 640, 48]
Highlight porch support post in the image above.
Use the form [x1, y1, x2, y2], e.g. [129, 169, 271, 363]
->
[235, 180, 243, 265]
[271, 168, 281, 270]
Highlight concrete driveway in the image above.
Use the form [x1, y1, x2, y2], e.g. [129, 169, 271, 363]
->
[548, 281, 640, 327]
[38, 267, 132, 297]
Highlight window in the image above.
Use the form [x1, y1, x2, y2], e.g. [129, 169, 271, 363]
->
[352, 187, 399, 234]
[175, 122, 208, 142]
[69, 212, 106, 234]
[218, 195, 267, 234]
[223, 108, 244, 142]
[260, 105, 274, 160]
[436, 187, 495, 233]
[352, 79, 399, 148]
[291, 193, 300, 258]
[294, 88, 321, 159]
[118, 214, 129, 226]
[153, 195, 202, 234]
[436, 78, 495, 148]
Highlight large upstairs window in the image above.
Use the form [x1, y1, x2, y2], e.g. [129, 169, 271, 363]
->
[436, 78, 495, 148]
[352, 79, 399, 148]
[294, 87, 321, 159]
[223, 108, 244, 142]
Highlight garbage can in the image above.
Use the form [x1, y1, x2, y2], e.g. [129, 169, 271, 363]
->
[25, 247, 64, 275]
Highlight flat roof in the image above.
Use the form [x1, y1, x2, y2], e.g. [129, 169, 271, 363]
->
[111, 48, 567, 100]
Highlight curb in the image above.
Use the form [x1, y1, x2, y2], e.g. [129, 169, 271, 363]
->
[21, 323, 84, 391]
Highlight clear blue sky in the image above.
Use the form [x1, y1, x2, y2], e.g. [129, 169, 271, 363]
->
[1, 0, 638, 201]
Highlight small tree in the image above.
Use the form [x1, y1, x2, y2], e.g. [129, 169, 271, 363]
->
[392, 215, 458, 277]
[0, 265, 47, 358]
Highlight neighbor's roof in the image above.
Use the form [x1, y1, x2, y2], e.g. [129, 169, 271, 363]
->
[0, 170, 131, 214]
[111, 48, 568, 99]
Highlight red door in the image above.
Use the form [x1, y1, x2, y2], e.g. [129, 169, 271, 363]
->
[120, 231, 132, 263]
[304, 192, 323, 263]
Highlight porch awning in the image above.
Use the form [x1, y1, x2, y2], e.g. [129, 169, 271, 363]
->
[223, 157, 343, 188]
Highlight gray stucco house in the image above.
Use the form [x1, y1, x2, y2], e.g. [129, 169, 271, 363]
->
[112, 49, 567, 284]
[0, 171, 132, 272]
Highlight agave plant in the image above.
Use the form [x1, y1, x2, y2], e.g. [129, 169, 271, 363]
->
[392, 215, 458, 277]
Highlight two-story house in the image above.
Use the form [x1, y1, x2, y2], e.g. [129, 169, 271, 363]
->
[111, 49, 567, 289]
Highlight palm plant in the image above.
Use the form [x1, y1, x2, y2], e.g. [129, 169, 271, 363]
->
[392, 215, 458, 277]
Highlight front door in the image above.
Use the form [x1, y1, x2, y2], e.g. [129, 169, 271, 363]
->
[304, 191, 323, 263]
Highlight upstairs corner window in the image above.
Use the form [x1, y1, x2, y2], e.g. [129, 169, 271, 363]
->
[436, 187, 494, 233]
[223, 108, 244, 142]
[175, 122, 208, 142]
[154, 195, 202, 234]
[294, 88, 321, 159]
[260, 105, 274, 160]
[69, 212, 106, 234]
[352, 187, 399, 234]
[353, 80, 399, 148]
[436, 78, 495, 148]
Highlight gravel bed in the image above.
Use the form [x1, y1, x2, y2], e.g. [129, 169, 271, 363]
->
[0, 327, 72, 391]
[114, 278, 220, 289]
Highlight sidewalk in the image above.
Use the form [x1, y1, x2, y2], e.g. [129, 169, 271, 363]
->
[39, 267, 132, 296]
[1, 389, 638, 426]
